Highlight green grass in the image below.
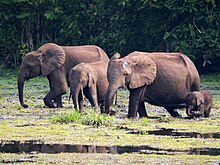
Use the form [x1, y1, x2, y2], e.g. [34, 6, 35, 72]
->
[0, 69, 220, 164]
[52, 108, 114, 127]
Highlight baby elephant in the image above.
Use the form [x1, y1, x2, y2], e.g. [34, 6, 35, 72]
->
[69, 61, 108, 112]
[185, 91, 212, 118]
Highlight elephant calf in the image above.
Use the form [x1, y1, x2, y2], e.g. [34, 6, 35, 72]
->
[69, 61, 108, 112]
[185, 90, 213, 118]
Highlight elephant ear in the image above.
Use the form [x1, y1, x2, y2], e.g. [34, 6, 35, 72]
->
[129, 54, 157, 89]
[196, 92, 204, 106]
[38, 43, 65, 76]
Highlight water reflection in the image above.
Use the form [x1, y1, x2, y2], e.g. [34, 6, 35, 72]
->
[0, 140, 220, 156]
[147, 128, 220, 139]
[123, 126, 220, 139]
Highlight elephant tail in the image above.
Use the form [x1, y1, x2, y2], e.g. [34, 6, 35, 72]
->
[179, 54, 188, 67]
[97, 47, 109, 63]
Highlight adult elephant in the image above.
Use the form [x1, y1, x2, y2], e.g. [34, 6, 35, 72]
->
[18, 43, 109, 108]
[104, 52, 200, 118]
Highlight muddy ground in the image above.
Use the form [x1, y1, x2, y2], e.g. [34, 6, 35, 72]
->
[0, 71, 220, 164]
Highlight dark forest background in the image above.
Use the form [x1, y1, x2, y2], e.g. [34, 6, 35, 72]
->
[0, 0, 220, 73]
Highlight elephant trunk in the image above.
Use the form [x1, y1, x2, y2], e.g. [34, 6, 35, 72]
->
[193, 105, 204, 117]
[17, 72, 28, 108]
[104, 83, 119, 114]
[72, 85, 82, 110]
[72, 92, 79, 110]
[186, 106, 194, 117]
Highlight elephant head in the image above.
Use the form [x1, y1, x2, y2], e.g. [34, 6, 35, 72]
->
[18, 43, 65, 108]
[185, 91, 204, 117]
[185, 91, 213, 118]
[104, 52, 157, 114]
[69, 63, 96, 110]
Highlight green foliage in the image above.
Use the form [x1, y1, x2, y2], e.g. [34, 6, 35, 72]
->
[0, 0, 220, 72]
[141, 117, 148, 126]
[52, 109, 114, 128]
[81, 109, 113, 128]
[52, 110, 81, 124]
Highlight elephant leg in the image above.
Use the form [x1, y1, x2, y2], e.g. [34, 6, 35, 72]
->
[44, 91, 56, 108]
[99, 101, 105, 113]
[46, 68, 68, 108]
[164, 107, 182, 118]
[55, 95, 63, 108]
[204, 107, 211, 117]
[78, 91, 84, 110]
[138, 102, 148, 118]
[128, 86, 145, 118]
[84, 87, 98, 108]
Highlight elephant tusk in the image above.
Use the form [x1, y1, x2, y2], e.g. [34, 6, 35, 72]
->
[81, 86, 84, 101]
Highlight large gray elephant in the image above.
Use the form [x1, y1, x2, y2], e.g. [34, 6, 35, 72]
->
[104, 52, 200, 118]
[185, 90, 212, 118]
[69, 61, 108, 112]
[18, 43, 109, 108]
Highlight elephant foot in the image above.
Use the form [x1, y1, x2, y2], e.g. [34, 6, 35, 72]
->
[191, 111, 204, 118]
[43, 98, 56, 108]
[56, 103, 63, 108]
[109, 107, 117, 116]
[165, 108, 182, 118]
[21, 103, 29, 108]
[55, 96, 63, 108]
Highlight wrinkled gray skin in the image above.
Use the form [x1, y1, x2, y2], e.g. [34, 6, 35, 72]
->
[69, 61, 108, 112]
[18, 43, 109, 108]
[104, 52, 200, 118]
[185, 91, 213, 118]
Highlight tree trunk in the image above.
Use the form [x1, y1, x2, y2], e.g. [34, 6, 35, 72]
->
[26, 19, 34, 50]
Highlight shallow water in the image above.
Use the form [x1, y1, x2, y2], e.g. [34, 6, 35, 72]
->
[138, 128, 220, 139]
[1, 140, 220, 156]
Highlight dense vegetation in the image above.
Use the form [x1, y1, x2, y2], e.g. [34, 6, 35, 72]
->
[0, 0, 220, 72]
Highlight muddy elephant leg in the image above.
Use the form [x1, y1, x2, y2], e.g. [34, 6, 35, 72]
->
[164, 107, 182, 118]
[55, 95, 63, 108]
[138, 102, 147, 117]
[128, 86, 145, 118]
